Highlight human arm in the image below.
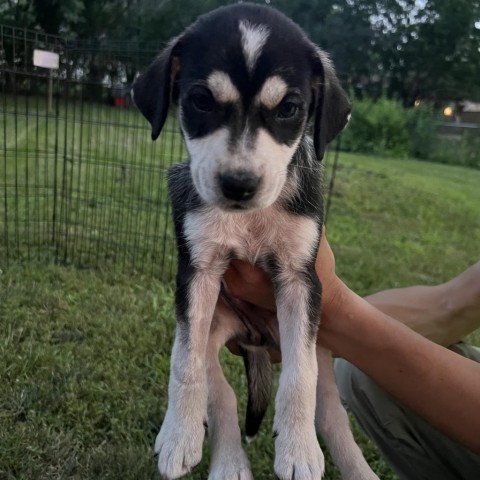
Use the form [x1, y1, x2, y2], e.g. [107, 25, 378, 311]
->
[226, 243, 480, 347]
[224, 230, 480, 454]
[321, 279, 480, 455]
[364, 261, 480, 346]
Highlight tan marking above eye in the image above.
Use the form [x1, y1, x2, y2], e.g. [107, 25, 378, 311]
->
[207, 71, 241, 104]
[256, 76, 289, 110]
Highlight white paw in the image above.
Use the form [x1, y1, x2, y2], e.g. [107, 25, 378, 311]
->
[274, 428, 325, 480]
[209, 450, 253, 480]
[155, 410, 206, 479]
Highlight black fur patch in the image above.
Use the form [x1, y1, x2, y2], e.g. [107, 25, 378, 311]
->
[176, 3, 318, 150]
[242, 348, 272, 439]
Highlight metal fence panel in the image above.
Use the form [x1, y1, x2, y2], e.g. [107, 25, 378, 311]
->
[1, 25, 183, 281]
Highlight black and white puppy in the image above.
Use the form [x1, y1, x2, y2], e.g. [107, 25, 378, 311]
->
[134, 4, 379, 480]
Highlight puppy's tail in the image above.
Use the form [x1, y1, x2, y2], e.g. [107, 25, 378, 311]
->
[242, 348, 272, 442]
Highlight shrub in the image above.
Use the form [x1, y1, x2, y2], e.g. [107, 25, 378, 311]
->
[341, 97, 480, 168]
[405, 103, 437, 160]
[341, 97, 411, 157]
[430, 132, 480, 168]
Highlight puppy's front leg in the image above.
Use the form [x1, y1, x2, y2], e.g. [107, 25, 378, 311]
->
[272, 264, 324, 480]
[155, 258, 224, 479]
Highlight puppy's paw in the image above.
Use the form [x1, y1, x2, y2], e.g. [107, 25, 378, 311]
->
[274, 428, 325, 480]
[155, 410, 206, 479]
[208, 450, 253, 480]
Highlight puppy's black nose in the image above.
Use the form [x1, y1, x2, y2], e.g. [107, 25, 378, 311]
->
[219, 171, 260, 201]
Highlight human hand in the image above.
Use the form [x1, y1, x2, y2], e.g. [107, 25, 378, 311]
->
[312, 227, 344, 316]
[222, 257, 278, 360]
[223, 260, 275, 312]
[223, 228, 346, 359]
[223, 227, 343, 316]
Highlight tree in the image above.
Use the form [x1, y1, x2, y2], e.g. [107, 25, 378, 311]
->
[1, 0, 479, 103]
[0, 0, 36, 28]
[272, 0, 480, 103]
[390, 0, 480, 104]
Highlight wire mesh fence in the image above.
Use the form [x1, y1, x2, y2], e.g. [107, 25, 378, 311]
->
[1, 25, 341, 281]
[1, 25, 185, 281]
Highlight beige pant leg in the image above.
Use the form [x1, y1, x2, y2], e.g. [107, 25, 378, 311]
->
[334, 343, 480, 480]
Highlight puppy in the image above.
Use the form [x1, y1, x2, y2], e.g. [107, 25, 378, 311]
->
[134, 4, 379, 479]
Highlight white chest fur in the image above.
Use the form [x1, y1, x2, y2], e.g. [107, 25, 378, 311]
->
[184, 205, 319, 271]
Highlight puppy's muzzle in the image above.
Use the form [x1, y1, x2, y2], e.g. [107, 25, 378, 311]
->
[218, 170, 261, 202]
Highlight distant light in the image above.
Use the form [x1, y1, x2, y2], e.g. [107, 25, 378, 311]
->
[443, 106, 454, 117]
[414, 100, 421, 107]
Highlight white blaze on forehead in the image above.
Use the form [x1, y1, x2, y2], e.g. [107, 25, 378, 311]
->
[256, 75, 288, 109]
[239, 20, 270, 73]
[207, 71, 240, 103]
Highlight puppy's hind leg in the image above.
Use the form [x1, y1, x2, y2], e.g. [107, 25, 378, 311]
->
[207, 299, 253, 480]
[315, 346, 379, 480]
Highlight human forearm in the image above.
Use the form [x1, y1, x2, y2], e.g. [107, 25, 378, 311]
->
[320, 283, 480, 455]
[365, 285, 448, 342]
[224, 237, 480, 453]
[365, 262, 480, 346]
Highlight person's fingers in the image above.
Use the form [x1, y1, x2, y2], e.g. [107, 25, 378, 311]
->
[224, 260, 276, 311]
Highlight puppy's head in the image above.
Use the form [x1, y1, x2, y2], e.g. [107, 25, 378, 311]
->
[133, 4, 350, 211]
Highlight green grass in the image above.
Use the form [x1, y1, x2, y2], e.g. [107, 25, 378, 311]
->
[0, 263, 396, 480]
[327, 153, 480, 296]
[1, 151, 479, 479]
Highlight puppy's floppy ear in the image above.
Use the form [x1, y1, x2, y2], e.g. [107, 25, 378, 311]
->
[311, 48, 351, 160]
[132, 38, 182, 141]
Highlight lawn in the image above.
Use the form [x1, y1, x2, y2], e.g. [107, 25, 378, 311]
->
[1, 148, 479, 479]
[327, 153, 480, 298]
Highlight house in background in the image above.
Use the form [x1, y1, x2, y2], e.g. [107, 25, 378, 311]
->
[457, 101, 480, 124]
[443, 100, 480, 125]
[439, 100, 480, 139]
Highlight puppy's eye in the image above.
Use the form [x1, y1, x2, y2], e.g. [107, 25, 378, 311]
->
[276, 100, 299, 119]
[190, 89, 215, 113]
